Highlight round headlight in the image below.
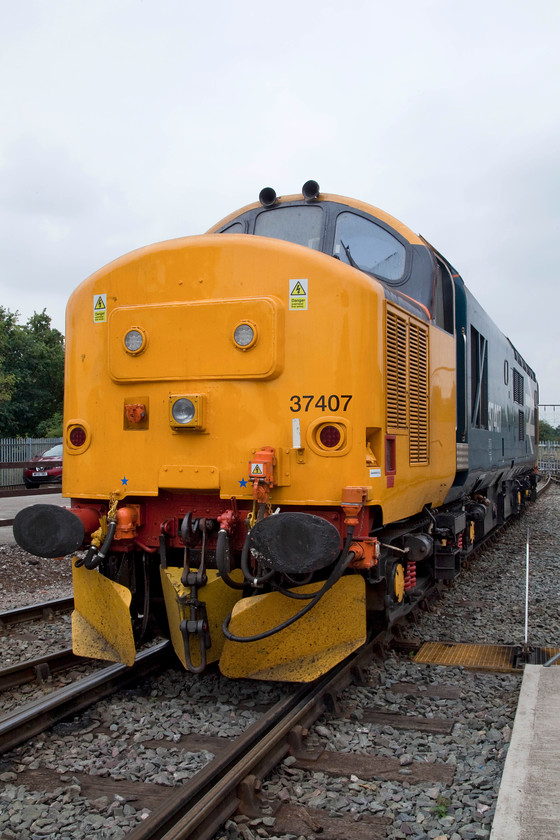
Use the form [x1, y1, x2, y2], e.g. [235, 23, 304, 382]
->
[172, 398, 195, 425]
[124, 329, 145, 354]
[233, 322, 256, 349]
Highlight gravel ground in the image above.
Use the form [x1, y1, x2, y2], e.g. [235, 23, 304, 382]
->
[0, 545, 73, 610]
[414, 483, 560, 648]
[250, 658, 519, 840]
[0, 671, 288, 840]
[0, 546, 74, 693]
[0, 485, 558, 840]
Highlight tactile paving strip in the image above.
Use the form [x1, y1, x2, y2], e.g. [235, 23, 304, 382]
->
[414, 642, 560, 672]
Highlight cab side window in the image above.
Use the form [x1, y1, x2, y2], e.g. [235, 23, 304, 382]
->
[471, 326, 489, 428]
[433, 259, 455, 334]
[333, 212, 406, 281]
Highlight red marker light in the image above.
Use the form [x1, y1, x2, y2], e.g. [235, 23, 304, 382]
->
[319, 425, 341, 448]
[69, 426, 87, 447]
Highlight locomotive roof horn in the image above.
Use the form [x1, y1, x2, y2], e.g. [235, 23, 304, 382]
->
[259, 187, 278, 208]
[302, 180, 320, 200]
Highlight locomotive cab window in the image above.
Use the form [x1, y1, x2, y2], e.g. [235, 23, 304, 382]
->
[471, 326, 489, 429]
[254, 205, 323, 250]
[333, 212, 406, 281]
[432, 259, 455, 334]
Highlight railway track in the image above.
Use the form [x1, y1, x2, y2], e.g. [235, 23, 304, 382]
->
[0, 597, 78, 698]
[2, 632, 424, 840]
[0, 628, 524, 840]
[250, 648, 519, 840]
[0, 646, 82, 692]
[0, 595, 73, 628]
[123, 634, 397, 840]
[0, 640, 173, 754]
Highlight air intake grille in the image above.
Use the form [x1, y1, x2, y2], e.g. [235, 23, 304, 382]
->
[386, 310, 408, 429]
[386, 305, 430, 465]
[513, 369, 524, 405]
[409, 322, 429, 464]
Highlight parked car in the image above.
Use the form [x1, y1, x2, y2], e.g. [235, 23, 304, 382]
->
[23, 444, 63, 489]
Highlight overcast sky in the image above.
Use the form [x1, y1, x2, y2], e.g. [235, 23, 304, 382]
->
[1, 0, 559, 410]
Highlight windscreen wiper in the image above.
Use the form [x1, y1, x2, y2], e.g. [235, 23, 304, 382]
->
[340, 239, 359, 269]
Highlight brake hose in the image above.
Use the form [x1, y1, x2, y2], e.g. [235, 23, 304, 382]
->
[80, 519, 117, 570]
[215, 529, 245, 590]
[240, 531, 274, 585]
[75, 493, 119, 570]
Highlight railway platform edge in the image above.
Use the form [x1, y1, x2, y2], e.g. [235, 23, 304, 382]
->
[490, 663, 560, 840]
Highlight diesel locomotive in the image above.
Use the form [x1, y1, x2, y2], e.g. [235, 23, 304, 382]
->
[14, 181, 538, 681]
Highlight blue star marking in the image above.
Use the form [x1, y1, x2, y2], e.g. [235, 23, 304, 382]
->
[238, 478, 248, 487]
[121, 476, 129, 486]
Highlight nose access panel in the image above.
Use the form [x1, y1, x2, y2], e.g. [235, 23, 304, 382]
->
[108, 297, 283, 381]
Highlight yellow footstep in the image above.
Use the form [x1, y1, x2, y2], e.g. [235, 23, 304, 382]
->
[219, 574, 367, 682]
[72, 561, 136, 665]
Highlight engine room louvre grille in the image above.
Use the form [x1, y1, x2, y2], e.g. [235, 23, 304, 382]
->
[513, 368, 524, 405]
[519, 409, 525, 441]
[386, 309, 408, 429]
[409, 321, 429, 464]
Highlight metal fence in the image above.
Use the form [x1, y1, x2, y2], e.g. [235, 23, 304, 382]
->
[538, 441, 560, 476]
[0, 437, 63, 488]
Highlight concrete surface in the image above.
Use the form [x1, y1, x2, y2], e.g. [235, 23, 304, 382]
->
[0, 493, 65, 545]
[490, 663, 560, 839]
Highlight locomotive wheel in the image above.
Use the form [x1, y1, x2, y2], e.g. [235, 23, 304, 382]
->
[388, 561, 405, 604]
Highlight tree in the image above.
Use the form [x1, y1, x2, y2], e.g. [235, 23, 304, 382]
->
[0, 315, 16, 408]
[539, 419, 560, 442]
[0, 307, 64, 437]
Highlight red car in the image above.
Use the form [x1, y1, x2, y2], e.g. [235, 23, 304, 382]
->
[23, 444, 63, 489]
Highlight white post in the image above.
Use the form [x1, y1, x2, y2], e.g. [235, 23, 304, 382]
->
[524, 528, 530, 645]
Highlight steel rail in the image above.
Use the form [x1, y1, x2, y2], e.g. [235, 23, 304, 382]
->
[0, 646, 86, 691]
[0, 640, 173, 754]
[537, 473, 552, 494]
[0, 596, 74, 628]
[125, 636, 383, 840]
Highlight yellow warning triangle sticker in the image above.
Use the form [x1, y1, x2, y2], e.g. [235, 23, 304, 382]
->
[251, 464, 263, 474]
[95, 296, 106, 310]
[290, 281, 306, 296]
